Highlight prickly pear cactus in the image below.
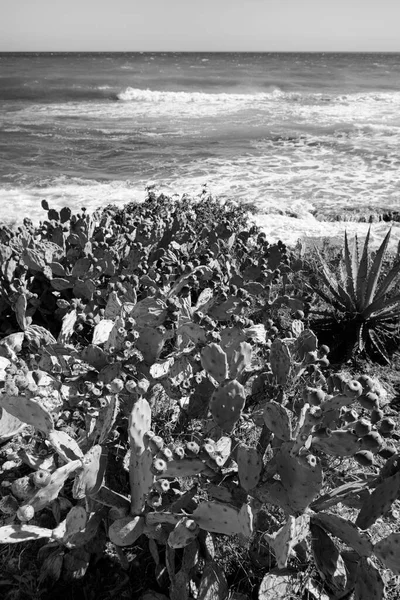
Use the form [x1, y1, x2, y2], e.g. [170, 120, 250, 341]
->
[168, 517, 199, 549]
[356, 470, 400, 530]
[270, 338, 291, 385]
[237, 444, 262, 492]
[265, 513, 310, 569]
[209, 379, 246, 432]
[128, 398, 153, 514]
[374, 533, 400, 575]
[274, 442, 323, 514]
[263, 401, 292, 441]
[200, 343, 229, 383]
[192, 501, 253, 538]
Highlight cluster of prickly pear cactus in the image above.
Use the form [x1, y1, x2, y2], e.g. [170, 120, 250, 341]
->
[1, 196, 400, 598]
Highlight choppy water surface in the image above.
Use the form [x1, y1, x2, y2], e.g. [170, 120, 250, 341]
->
[1, 52, 400, 247]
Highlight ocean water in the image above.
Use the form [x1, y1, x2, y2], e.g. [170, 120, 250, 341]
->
[1, 52, 400, 248]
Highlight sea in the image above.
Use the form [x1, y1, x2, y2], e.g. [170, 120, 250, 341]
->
[1, 52, 400, 249]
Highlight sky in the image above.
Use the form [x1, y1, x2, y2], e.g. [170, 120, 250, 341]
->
[0, 0, 399, 52]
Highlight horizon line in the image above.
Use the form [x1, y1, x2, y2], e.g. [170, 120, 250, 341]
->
[1, 49, 400, 54]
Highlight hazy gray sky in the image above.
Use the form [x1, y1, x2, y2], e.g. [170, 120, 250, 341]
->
[1, 0, 399, 52]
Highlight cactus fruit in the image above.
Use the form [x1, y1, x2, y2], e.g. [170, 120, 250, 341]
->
[151, 457, 168, 476]
[153, 479, 170, 494]
[200, 344, 229, 383]
[311, 513, 373, 557]
[354, 451, 374, 467]
[371, 408, 384, 424]
[185, 441, 200, 456]
[148, 435, 164, 454]
[379, 417, 395, 435]
[108, 515, 145, 547]
[210, 379, 246, 433]
[168, 517, 199, 549]
[357, 375, 376, 393]
[304, 387, 326, 406]
[356, 471, 400, 530]
[22, 459, 82, 513]
[11, 476, 36, 500]
[353, 419, 372, 438]
[360, 431, 384, 454]
[237, 444, 262, 491]
[270, 338, 291, 385]
[344, 380, 363, 398]
[17, 505, 35, 522]
[31, 469, 52, 488]
[358, 392, 380, 411]
[374, 533, 400, 575]
[263, 401, 292, 441]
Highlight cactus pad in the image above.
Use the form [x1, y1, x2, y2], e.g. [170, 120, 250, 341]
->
[210, 379, 246, 432]
[0, 524, 53, 544]
[237, 444, 262, 491]
[265, 514, 310, 569]
[192, 501, 243, 536]
[108, 515, 145, 547]
[311, 513, 373, 557]
[0, 393, 54, 434]
[275, 442, 322, 514]
[73, 445, 107, 499]
[354, 557, 385, 600]
[374, 533, 400, 575]
[270, 338, 291, 385]
[168, 517, 199, 549]
[229, 341, 252, 379]
[200, 343, 229, 383]
[310, 522, 347, 594]
[356, 470, 400, 530]
[312, 429, 361, 457]
[263, 401, 292, 441]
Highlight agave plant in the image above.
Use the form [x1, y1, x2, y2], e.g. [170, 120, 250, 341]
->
[309, 227, 400, 363]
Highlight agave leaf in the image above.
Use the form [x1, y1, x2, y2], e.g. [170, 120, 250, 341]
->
[368, 329, 390, 364]
[309, 285, 346, 314]
[357, 323, 365, 352]
[362, 228, 392, 310]
[373, 259, 400, 304]
[314, 248, 354, 311]
[356, 227, 371, 307]
[344, 230, 357, 299]
[363, 294, 400, 320]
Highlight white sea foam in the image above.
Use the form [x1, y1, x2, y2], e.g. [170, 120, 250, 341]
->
[1, 174, 399, 252]
[6, 87, 400, 125]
